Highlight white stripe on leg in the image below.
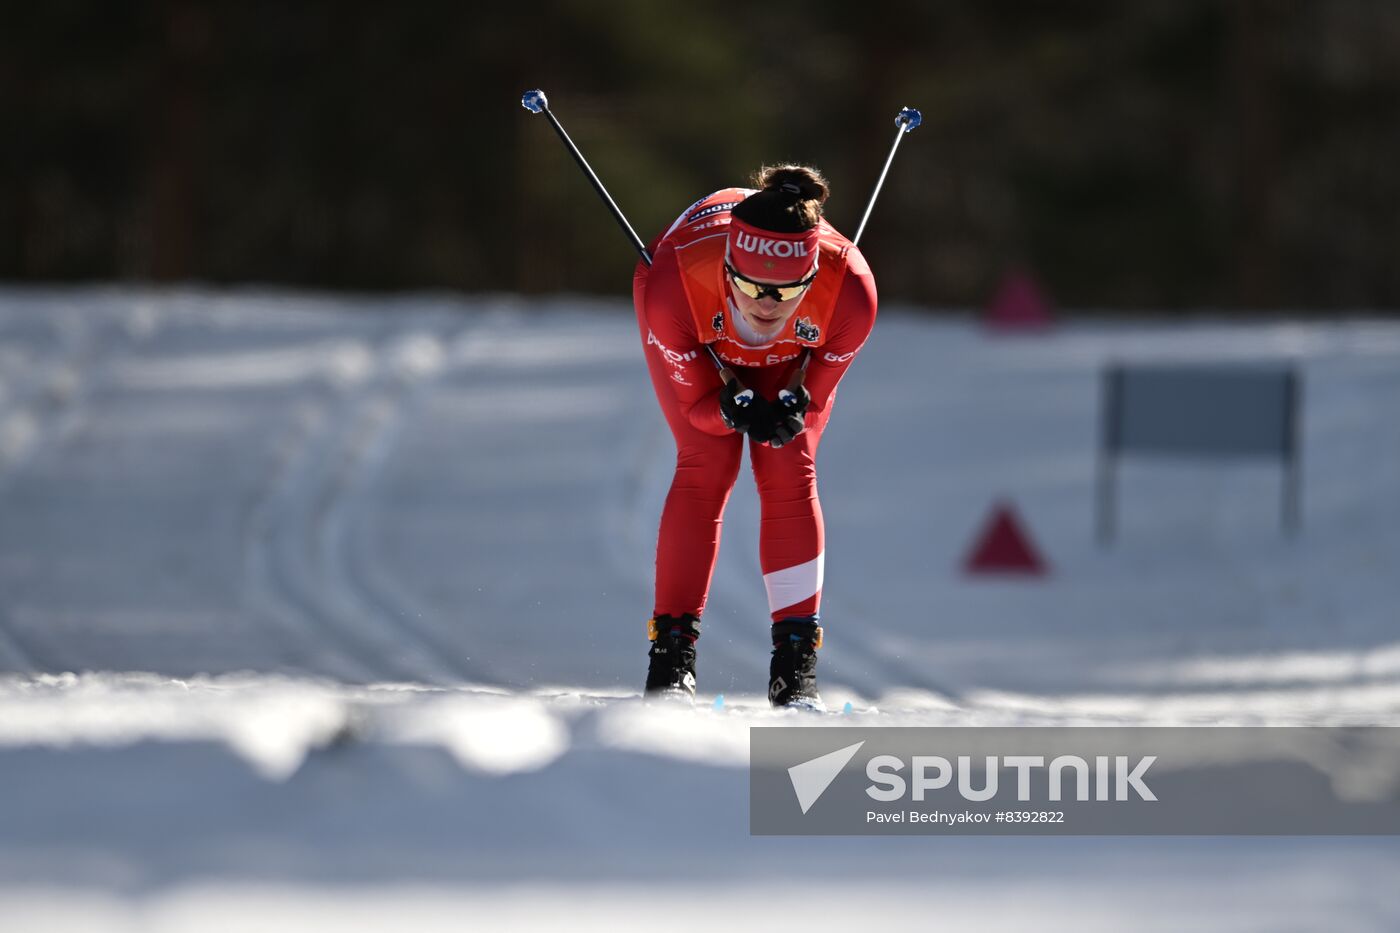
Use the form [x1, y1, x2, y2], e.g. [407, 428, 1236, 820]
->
[763, 552, 824, 615]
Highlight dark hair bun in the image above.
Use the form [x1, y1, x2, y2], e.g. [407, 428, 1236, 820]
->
[734, 164, 829, 232]
[757, 165, 829, 205]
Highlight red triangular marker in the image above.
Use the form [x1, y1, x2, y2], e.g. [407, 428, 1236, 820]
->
[985, 268, 1054, 331]
[963, 501, 1048, 576]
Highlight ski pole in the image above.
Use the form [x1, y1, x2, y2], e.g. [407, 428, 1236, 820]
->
[519, 89, 651, 266]
[785, 105, 921, 395]
[520, 89, 741, 389]
[853, 106, 922, 246]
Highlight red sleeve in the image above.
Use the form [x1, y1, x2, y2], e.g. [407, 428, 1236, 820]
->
[643, 243, 733, 436]
[802, 261, 878, 417]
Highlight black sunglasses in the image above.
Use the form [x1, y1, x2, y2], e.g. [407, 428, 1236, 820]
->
[724, 263, 818, 302]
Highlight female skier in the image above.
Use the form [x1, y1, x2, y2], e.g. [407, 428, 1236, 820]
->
[632, 164, 878, 709]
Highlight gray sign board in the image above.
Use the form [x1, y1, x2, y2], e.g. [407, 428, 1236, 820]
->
[1098, 363, 1302, 541]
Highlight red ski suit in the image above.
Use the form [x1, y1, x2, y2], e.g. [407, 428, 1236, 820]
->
[633, 189, 877, 623]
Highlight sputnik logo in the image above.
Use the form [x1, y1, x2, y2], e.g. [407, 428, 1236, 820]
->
[788, 741, 864, 814]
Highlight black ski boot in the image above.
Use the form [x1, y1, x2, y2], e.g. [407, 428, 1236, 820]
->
[769, 617, 825, 711]
[645, 613, 701, 702]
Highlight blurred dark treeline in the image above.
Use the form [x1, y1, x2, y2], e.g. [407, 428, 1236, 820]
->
[3, 0, 1398, 310]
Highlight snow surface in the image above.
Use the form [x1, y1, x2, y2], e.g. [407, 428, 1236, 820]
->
[1, 287, 1398, 930]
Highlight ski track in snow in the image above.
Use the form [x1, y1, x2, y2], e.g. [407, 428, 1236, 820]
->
[2, 289, 1400, 929]
[239, 321, 486, 685]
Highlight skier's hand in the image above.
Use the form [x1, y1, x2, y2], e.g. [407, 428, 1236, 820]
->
[719, 379, 773, 439]
[767, 386, 810, 448]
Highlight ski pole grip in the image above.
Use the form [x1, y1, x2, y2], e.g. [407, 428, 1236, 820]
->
[785, 350, 812, 392]
[704, 345, 742, 389]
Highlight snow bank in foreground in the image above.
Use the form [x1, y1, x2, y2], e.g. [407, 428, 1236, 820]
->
[2, 673, 1398, 783]
[2, 876, 1392, 933]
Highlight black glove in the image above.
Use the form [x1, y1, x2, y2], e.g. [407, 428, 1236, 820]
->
[719, 380, 771, 436]
[767, 386, 810, 448]
[720, 380, 809, 446]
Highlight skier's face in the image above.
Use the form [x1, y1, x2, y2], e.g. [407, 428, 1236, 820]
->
[727, 270, 811, 338]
